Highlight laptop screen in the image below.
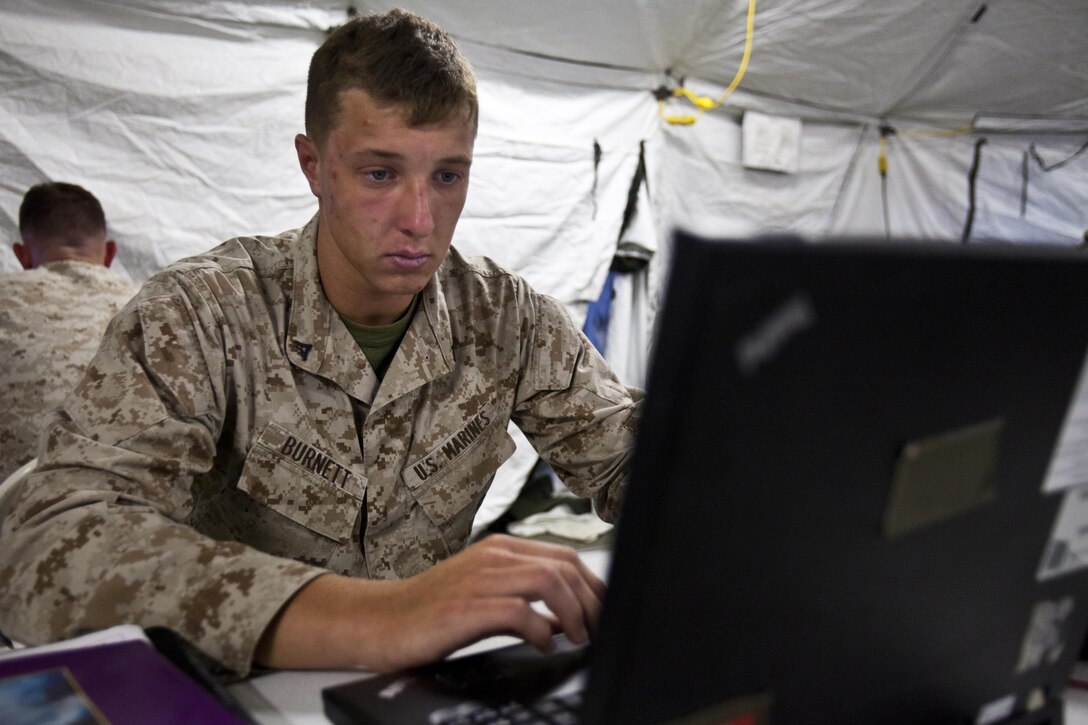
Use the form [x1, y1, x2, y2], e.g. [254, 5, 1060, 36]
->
[582, 231, 1088, 724]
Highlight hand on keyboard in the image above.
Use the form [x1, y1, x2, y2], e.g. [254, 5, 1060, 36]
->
[381, 535, 605, 670]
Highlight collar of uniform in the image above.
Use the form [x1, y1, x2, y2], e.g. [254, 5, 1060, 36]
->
[285, 215, 379, 402]
[370, 255, 455, 411]
[39, 259, 115, 281]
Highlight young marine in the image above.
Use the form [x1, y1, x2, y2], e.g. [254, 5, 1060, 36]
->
[0, 9, 639, 675]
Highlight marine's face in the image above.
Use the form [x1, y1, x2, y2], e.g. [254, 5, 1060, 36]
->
[298, 88, 474, 326]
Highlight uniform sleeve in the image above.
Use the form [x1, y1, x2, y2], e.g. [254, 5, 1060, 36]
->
[0, 276, 324, 677]
[511, 287, 642, 522]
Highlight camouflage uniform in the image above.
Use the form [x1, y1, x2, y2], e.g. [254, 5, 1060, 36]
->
[0, 216, 639, 676]
[0, 261, 136, 481]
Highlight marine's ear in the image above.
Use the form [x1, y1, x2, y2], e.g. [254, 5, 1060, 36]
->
[12, 242, 33, 270]
[295, 134, 323, 198]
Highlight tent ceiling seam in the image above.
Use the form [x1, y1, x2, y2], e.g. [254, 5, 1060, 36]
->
[877, 3, 987, 120]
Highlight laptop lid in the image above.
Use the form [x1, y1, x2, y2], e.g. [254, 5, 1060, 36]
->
[582, 231, 1088, 725]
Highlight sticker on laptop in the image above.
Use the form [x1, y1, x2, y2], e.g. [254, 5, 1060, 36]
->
[975, 694, 1015, 725]
[1042, 348, 1088, 492]
[1015, 597, 1075, 674]
[1038, 483, 1088, 581]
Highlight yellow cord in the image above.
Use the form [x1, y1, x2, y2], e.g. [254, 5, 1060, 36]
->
[662, 0, 757, 125]
[899, 126, 974, 138]
[658, 100, 697, 125]
[879, 125, 974, 175]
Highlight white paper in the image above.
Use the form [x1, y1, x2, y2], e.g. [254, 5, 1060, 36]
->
[1038, 483, 1088, 581]
[0, 624, 148, 662]
[506, 505, 614, 543]
[1043, 349, 1088, 492]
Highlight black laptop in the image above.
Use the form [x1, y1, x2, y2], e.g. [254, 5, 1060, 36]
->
[324, 231, 1088, 725]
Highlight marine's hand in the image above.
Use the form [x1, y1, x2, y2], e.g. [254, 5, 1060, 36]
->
[254, 534, 605, 672]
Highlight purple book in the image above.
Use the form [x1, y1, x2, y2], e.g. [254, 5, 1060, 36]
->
[0, 638, 246, 724]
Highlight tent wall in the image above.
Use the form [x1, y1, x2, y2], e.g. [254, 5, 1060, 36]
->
[3, 2, 1086, 293]
[2, 0, 1086, 530]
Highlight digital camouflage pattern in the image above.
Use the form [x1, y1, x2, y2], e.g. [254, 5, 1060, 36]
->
[0, 216, 639, 675]
[0, 261, 136, 480]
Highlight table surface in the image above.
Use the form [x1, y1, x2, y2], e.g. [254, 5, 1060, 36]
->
[227, 546, 1088, 725]
[231, 664, 1088, 725]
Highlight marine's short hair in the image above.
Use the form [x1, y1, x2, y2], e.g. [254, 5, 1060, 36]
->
[305, 8, 478, 151]
[18, 182, 107, 245]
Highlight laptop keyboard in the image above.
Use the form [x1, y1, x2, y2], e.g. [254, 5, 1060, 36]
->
[428, 689, 583, 724]
[321, 635, 589, 725]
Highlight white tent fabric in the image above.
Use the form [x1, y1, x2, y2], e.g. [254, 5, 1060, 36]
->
[2, 0, 1086, 530]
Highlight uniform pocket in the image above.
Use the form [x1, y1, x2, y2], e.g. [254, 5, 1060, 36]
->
[402, 412, 516, 529]
[237, 422, 361, 543]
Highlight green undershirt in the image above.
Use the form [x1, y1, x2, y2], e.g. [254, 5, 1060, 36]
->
[338, 295, 420, 380]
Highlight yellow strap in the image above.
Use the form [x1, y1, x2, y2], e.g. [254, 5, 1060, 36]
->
[662, 0, 757, 125]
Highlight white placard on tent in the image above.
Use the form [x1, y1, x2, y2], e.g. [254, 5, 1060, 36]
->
[741, 111, 802, 174]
